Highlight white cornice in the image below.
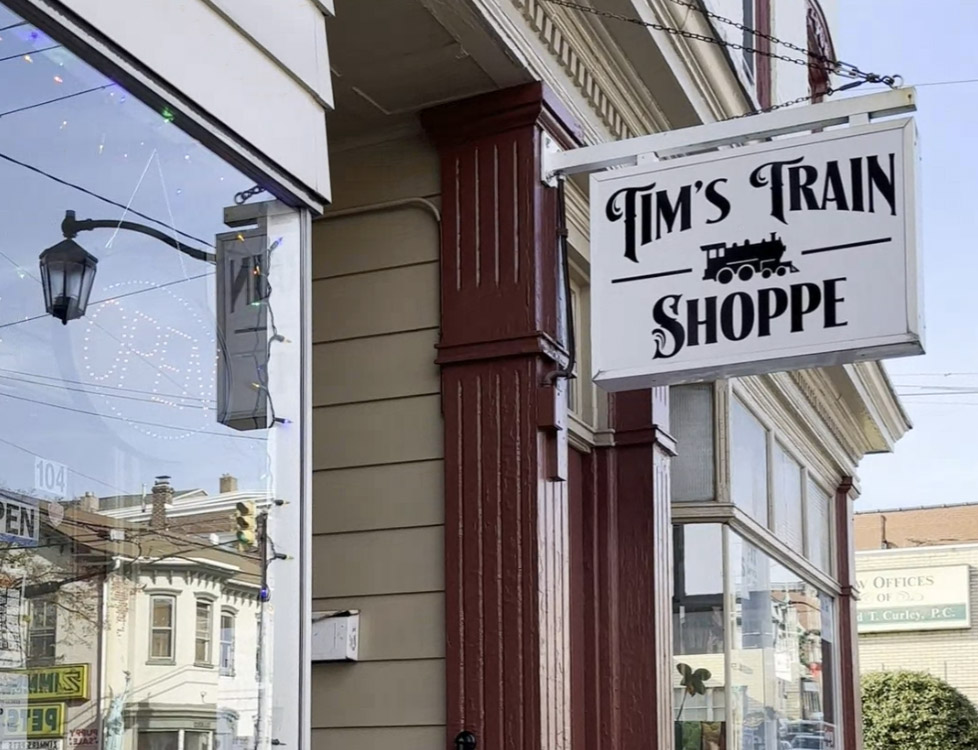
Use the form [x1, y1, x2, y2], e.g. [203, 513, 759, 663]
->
[640, 0, 750, 121]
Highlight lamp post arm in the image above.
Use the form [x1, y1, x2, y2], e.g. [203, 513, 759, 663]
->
[61, 210, 216, 263]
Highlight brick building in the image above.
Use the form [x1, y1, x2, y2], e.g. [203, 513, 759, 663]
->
[855, 504, 978, 704]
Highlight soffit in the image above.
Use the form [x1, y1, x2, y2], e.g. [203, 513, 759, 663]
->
[326, 0, 502, 144]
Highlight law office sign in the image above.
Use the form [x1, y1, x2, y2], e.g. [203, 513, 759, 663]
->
[589, 117, 921, 389]
[856, 564, 970, 633]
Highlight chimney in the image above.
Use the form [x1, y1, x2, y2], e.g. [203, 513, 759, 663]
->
[151, 476, 172, 530]
[79, 491, 99, 513]
[219, 474, 238, 494]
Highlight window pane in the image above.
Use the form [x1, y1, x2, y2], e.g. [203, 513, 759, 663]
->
[730, 535, 839, 750]
[673, 524, 726, 745]
[185, 732, 211, 750]
[151, 631, 172, 659]
[772, 444, 803, 552]
[671, 385, 716, 502]
[152, 598, 173, 628]
[139, 732, 179, 750]
[806, 480, 833, 573]
[220, 612, 235, 674]
[731, 397, 769, 525]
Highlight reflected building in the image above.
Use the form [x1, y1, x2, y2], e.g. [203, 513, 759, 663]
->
[0, 476, 267, 750]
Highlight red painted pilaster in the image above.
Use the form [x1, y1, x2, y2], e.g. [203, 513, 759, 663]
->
[835, 477, 862, 750]
[572, 388, 675, 750]
[422, 83, 583, 750]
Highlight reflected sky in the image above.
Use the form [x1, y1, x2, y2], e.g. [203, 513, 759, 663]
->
[0, 6, 276, 500]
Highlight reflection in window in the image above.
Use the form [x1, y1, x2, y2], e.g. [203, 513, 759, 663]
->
[773, 444, 804, 552]
[150, 596, 175, 660]
[731, 398, 769, 525]
[674, 524, 725, 749]
[185, 731, 212, 750]
[27, 598, 57, 666]
[138, 732, 179, 750]
[806, 480, 833, 574]
[196, 600, 213, 665]
[0, 1, 301, 747]
[730, 534, 837, 750]
[220, 610, 235, 676]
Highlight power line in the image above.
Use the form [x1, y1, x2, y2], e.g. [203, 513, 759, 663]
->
[0, 22, 30, 33]
[0, 149, 212, 247]
[0, 271, 214, 331]
[0, 83, 116, 119]
[0, 365, 214, 403]
[0, 44, 60, 63]
[0, 390, 264, 441]
[0, 371, 217, 409]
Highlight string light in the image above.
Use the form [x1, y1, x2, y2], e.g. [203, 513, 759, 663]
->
[22, 54, 30, 63]
[52, 75, 62, 84]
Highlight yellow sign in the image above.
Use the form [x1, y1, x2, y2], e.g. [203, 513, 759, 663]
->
[0, 666, 89, 701]
[1, 704, 64, 739]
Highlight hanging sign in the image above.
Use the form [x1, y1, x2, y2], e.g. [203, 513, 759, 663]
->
[590, 118, 922, 390]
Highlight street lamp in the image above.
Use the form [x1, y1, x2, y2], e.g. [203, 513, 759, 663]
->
[38, 210, 215, 324]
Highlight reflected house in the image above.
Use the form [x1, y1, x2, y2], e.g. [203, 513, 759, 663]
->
[0, 477, 266, 750]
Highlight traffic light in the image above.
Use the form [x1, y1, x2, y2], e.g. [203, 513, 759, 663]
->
[234, 501, 257, 551]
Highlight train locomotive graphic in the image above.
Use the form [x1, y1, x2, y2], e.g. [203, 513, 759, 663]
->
[701, 232, 799, 284]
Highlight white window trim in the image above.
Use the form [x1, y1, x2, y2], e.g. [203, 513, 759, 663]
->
[194, 595, 216, 668]
[219, 608, 236, 677]
[147, 593, 176, 665]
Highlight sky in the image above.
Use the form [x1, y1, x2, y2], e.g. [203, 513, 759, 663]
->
[840, 2, 978, 510]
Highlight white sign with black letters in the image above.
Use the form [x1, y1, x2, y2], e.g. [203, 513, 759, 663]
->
[590, 118, 922, 390]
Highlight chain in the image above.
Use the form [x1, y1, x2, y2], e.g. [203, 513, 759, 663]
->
[234, 185, 267, 205]
[541, 0, 898, 88]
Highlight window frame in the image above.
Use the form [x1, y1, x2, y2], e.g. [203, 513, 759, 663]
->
[671, 380, 841, 597]
[673, 519, 844, 750]
[219, 607, 236, 677]
[147, 593, 177, 665]
[27, 597, 57, 667]
[194, 595, 216, 668]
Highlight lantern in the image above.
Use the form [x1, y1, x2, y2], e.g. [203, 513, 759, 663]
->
[38, 238, 99, 324]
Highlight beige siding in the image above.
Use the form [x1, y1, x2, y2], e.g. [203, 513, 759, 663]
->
[312, 727, 446, 750]
[311, 135, 444, 741]
[857, 547, 978, 703]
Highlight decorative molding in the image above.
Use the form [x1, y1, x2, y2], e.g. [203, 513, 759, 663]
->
[512, 0, 633, 140]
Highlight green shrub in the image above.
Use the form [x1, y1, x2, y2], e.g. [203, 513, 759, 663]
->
[862, 671, 978, 750]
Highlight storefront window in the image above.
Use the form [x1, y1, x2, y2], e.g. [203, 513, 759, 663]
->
[0, 3, 306, 750]
[806, 480, 833, 574]
[773, 443, 804, 552]
[730, 534, 838, 750]
[731, 398, 769, 525]
[674, 525, 839, 750]
[674, 524, 726, 749]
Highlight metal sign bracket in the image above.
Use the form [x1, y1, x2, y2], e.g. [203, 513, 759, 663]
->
[540, 88, 916, 185]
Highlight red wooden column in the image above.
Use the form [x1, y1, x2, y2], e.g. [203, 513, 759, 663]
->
[835, 477, 863, 750]
[421, 83, 583, 750]
[573, 388, 676, 750]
